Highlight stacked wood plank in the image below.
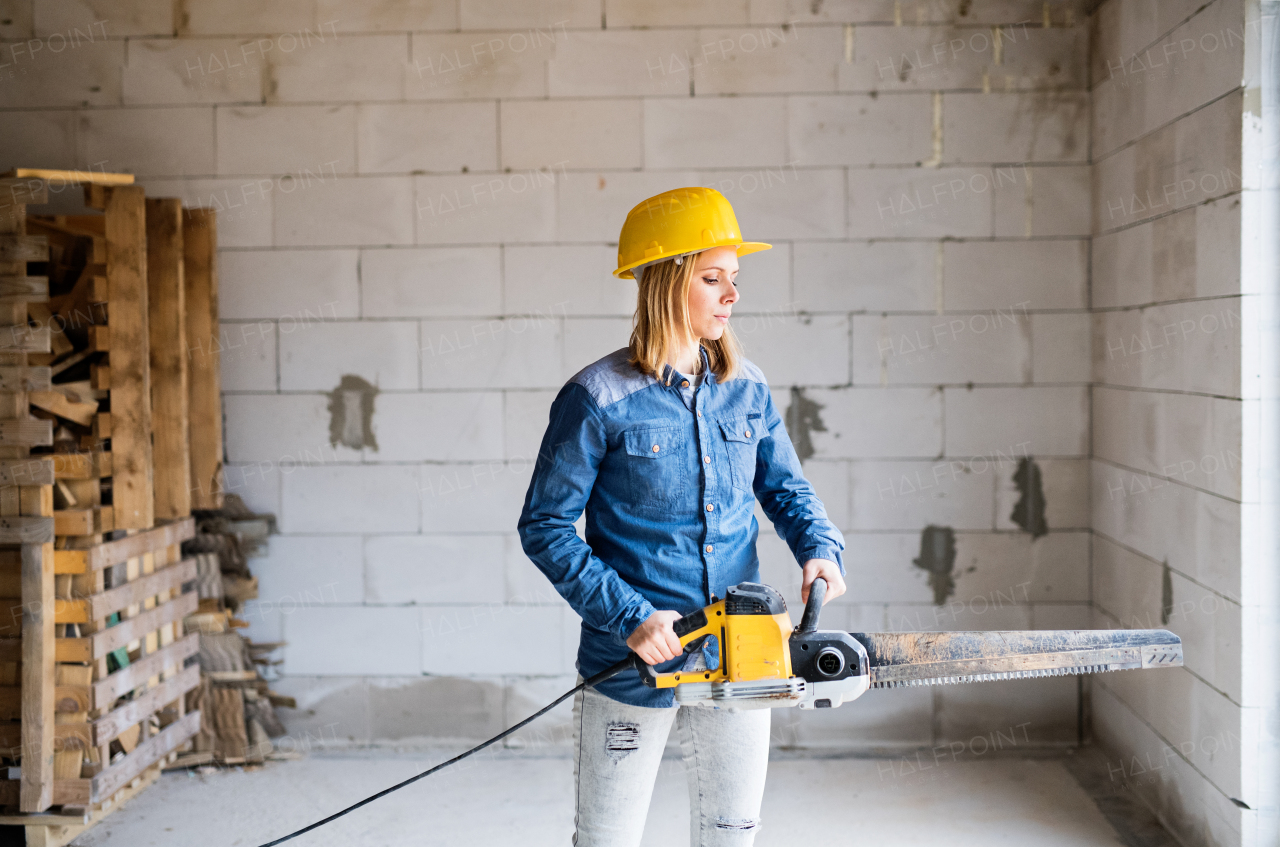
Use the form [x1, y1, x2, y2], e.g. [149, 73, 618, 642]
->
[0, 170, 225, 846]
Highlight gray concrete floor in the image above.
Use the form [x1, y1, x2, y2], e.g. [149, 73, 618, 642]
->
[68, 747, 1171, 846]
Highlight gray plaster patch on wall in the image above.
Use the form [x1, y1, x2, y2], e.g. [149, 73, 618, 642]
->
[1010, 457, 1048, 538]
[328, 375, 379, 451]
[784, 386, 826, 462]
[913, 525, 957, 606]
[1161, 561, 1174, 626]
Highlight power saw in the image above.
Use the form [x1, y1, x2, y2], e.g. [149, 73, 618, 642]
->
[630, 578, 1184, 710]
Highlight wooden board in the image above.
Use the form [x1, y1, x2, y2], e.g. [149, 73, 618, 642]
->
[0, 517, 53, 545]
[53, 558, 196, 623]
[96, 186, 153, 530]
[92, 632, 197, 707]
[21, 543, 54, 812]
[2, 169, 134, 187]
[182, 208, 222, 510]
[91, 665, 199, 747]
[55, 592, 197, 663]
[51, 517, 194, 574]
[145, 198, 191, 521]
[0, 235, 48, 264]
[0, 457, 53, 486]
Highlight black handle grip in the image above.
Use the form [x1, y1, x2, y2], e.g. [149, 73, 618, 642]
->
[797, 577, 827, 633]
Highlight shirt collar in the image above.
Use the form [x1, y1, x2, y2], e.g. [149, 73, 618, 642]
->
[659, 345, 714, 389]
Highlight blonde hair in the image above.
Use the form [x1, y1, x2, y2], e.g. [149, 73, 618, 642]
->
[628, 256, 742, 383]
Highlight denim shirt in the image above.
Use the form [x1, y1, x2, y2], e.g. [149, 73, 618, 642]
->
[517, 345, 846, 708]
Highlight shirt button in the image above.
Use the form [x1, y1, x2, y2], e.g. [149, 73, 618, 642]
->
[744, 429, 751, 438]
[681, 380, 689, 387]
[652, 444, 660, 452]
[703, 456, 710, 464]
[706, 504, 714, 511]
[705, 545, 713, 553]
[696, 411, 701, 417]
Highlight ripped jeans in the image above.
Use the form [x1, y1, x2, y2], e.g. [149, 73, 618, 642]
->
[570, 676, 772, 846]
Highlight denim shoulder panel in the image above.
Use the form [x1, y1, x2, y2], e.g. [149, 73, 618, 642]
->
[569, 347, 656, 410]
[734, 356, 768, 386]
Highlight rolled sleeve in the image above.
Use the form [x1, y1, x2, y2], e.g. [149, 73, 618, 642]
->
[752, 391, 846, 573]
[517, 382, 657, 642]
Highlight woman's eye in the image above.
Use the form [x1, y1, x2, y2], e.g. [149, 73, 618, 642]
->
[703, 276, 718, 284]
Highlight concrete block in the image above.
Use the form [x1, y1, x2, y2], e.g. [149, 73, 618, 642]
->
[217, 105, 356, 176]
[221, 462, 282, 518]
[321, 0, 457, 31]
[224, 393, 352, 464]
[1091, 458, 1241, 599]
[0, 39, 120, 108]
[793, 241, 936, 312]
[937, 676, 1078, 743]
[1092, 91, 1241, 233]
[945, 387, 1088, 457]
[273, 676, 370, 745]
[279, 319, 419, 390]
[281, 465, 422, 534]
[1087, 0, 1205, 87]
[220, 249, 359, 320]
[365, 534, 504, 604]
[504, 245, 633, 317]
[607, 0, 749, 26]
[461, 0, 599, 29]
[134, 178, 272, 248]
[645, 96, 787, 169]
[285, 605, 422, 676]
[994, 165, 1091, 238]
[840, 25, 1083, 92]
[751, 0, 1085, 26]
[847, 167, 993, 239]
[555, 170, 699, 243]
[548, 29, 699, 96]
[415, 172, 557, 245]
[504, 390, 558, 462]
[1092, 300, 1242, 397]
[806, 387, 943, 459]
[838, 532, 934, 603]
[849, 459, 996, 531]
[851, 313, 1031, 386]
[1030, 602, 1091, 630]
[362, 247, 502, 319]
[269, 33, 407, 102]
[1031, 313, 1091, 383]
[34, 0, 170, 36]
[731, 240, 793, 312]
[179, 0, 313, 34]
[1092, 536, 1242, 704]
[122, 37, 265, 105]
[500, 98, 641, 171]
[994, 457, 1090, 532]
[702, 166, 846, 240]
[796, 458, 850, 532]
[237, 599, 283, 645]
[77, 106, 214, 176]
[563, 317, 632, 373]
[370, 391, 505, 462]
[421, 317, 564, 390]
[219, 320, 277, 391]
[503, 674, 579, 748]
[756, 526, 804, 598]
[885, 600, 1031, 633]
[0, 110, 76, 172]
[943, 240, 1087, 310]
[368, 676, 505, 741]
[252, 534, 363, 614]
[422, 604, 568, 675]
[1092, 386, 1242, 501]
[275, 176, 415, 247]
[421, 461, 535, 534]
[504, 534, 577, 607]
[736, 314, 848, 387]
[1092, 196, 1241, 308]
[1091, 0, 1245, 159]
[693, 25, 842, 94]
[358, 102, 497, 175]
[408, 31, 557, 99]
[943, 92, 1088, 164]
[788, 93, 934, 166]
[785, 682, 933, 748]
[952, 530, 1090, 604]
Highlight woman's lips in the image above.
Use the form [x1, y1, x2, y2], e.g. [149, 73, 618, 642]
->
[714, 314, 729, 323]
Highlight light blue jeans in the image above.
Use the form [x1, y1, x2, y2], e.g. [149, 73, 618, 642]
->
[570, 676, 772, 846]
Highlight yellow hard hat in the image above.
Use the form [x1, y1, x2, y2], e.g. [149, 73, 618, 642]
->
[613, 186, 771, 279]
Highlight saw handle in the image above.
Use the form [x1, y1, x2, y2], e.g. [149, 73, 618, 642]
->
[797, 577, 827, 633]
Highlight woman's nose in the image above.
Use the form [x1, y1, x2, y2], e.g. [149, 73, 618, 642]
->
[723, 283, 738, 303]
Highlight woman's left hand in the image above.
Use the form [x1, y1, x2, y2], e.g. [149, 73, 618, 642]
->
[801, 559, 846, 606]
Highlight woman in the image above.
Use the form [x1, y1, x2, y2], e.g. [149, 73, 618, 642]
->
[517, 186, 847, 846]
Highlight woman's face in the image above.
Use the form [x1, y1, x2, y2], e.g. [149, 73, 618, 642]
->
[687, 246, 739, 342]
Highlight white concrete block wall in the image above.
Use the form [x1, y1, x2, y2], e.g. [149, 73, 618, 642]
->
[0, 2, 1099, 755]
[1087, 1, 1266, 845]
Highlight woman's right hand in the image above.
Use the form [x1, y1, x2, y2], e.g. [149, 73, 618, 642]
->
[626, 610, 686, 665]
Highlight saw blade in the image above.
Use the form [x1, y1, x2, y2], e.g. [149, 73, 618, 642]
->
[849, 630, 1183, 689]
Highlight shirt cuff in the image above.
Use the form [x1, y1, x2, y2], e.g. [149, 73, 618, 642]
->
[797, 547, 844, 572]
[617, 598, 659, 644]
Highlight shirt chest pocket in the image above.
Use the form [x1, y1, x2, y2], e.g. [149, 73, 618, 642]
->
[622, 426, 691, 507]
[717, 416, 760, 493]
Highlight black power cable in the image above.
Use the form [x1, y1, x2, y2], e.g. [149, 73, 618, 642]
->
[256, 654, 638, 847]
